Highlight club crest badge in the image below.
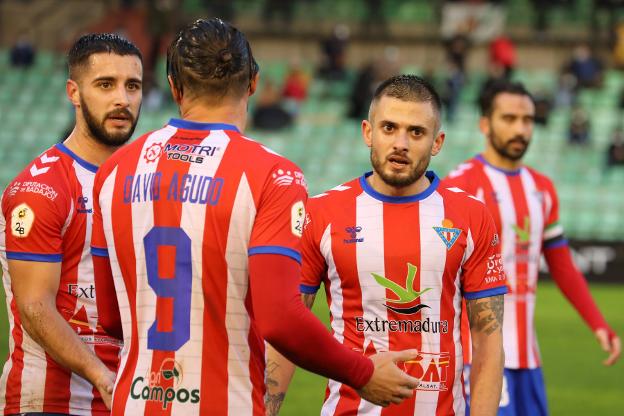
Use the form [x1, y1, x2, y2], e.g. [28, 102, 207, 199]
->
[433, 219, 461, 250]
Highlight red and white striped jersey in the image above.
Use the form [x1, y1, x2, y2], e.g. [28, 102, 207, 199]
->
[300, 171, 507, 416]
[442, 155, 565, 369]
[90, 119, 307, 415]
[0, 143, 122, 415]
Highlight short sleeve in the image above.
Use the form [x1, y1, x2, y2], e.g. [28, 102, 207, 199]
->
[2, 178, 69, 262]
[542, 179, 566, 249]
[90, 170, 109, 257]
[248, 160, 308, 264]
[441, 163, 475, 194]
[300, 202, 327, 294]
[461, 205, 507, 299]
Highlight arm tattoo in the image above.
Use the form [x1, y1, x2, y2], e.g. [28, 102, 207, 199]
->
[265, 358, 286, 416]
[466, 295, 504, 336]
[302, 293, 316, 309]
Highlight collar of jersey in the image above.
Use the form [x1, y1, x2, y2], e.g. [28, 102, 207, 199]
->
[476, 154, 522, 176]
[359, 170, 439, 203]
[168, 118, 240, 132]
[55, 143, 98, 173]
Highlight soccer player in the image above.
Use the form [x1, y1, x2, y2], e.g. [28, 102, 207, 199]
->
[90, 18, 419, 415]
[265, 75, 507, 416]
[442, 81, 621, 415]
[0, 34, 143, 414]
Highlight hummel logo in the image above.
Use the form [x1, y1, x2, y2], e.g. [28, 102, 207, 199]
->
[30, 152, 59, 177]
[344, 226, 364, 244]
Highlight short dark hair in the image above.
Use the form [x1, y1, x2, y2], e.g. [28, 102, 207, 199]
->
[167, 18, 259, 102]
[371, 74, 443, 120]
[479, 80, 534, 116]
[68, 33, 142, 80]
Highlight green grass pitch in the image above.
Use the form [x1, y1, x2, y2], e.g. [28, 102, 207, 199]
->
[0, 281, 621, 415]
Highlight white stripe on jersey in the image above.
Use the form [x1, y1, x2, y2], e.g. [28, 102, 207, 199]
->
[122, 126, 177, 415]
[415, 192, 446, 414]
[355, 193, 386, 416]
[320, 223, 345, 416]
[520, 170, 543, 368]
[482, 166, 519, 369]
[69, 161, 96, 414]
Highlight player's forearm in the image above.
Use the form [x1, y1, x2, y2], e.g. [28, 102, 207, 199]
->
[467, 295, 504, 415]
[265, 344, 297, 416]
[469, 336, 504, 415]
[19, 299, 110, 386]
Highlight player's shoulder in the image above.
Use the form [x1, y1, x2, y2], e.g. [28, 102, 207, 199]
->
[307, 177, 362, 210]
[236, 132, 301, 169]
[445, 156, 483, 180]
[438, 184, 486, 208]
[2, 144, 73, 206]
[523, 165, 556, 189]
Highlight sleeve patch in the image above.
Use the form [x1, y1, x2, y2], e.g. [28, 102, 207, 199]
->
[291, 200, 305, 237]
[10, 203, 35, 238]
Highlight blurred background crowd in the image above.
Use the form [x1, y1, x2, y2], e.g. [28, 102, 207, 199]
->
[1, 0, 624, 271]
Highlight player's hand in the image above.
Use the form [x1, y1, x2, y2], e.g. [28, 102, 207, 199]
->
[595, 328, 621, 366]
[357, 349, 420, 407]
[92, 367, 116, 410]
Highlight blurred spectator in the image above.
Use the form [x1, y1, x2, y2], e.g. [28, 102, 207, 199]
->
[10, 35, 35, 68]
[612, 19, 624, 69]
[568, 105, 591, 146]
[533, 89, 553, 126]
[567, 44, 604, 89]
[252, 80, 292, 130]
[606, 124, 624, 168]
[445, 33, 470, 75]
[555, 71, 578, 108]
[478, 63, 506, 105]
[362, 0, 386, 36]
[489, 35, 516, 78]
[319, 24, 350, 81]
[282, 64, 310, 116]
[440, 61, 464, 123]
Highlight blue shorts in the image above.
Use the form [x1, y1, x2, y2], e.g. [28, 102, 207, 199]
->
[464, 366, 548, 416]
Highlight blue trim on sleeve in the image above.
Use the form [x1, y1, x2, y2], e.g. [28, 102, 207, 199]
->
[6, 251, 62, 262]
[300, 284, 320, 294]
[464, 285, 508, 300]
[543, 238, 568, 250]
[248, 246, 301, 264]
[359, 171, 439, 203]
[90, 246, 110, 257]
[55, 143, 99, 173]
[475, 154, 522, 176]
[168, 118, 240, 132]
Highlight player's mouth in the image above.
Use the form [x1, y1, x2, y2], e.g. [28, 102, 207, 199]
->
[387, 154, 411, 169]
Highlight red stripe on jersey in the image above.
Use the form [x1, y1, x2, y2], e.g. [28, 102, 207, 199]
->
[507, 175, 530, 368]
[43, 356, 70, 414]
[4, 299, 24, 414]
[382, 204, 420, 416]
[329, 197, 366, 414]
[144, 134, 193, 416]
[199, 142, 238, 414]
[110, 154, 140, 416]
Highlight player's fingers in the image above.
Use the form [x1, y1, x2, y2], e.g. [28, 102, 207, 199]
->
[604, 336, 621, 366]
[390, 349, 419, 363]
[398, 372, 420, 389]
[394, 386, 415, 399]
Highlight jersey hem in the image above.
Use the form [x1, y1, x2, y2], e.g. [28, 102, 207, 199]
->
[2, 404, 110, 415]
[464, 285, 508, 300]
[248, 246, 302, 264]
[6, 251, 62, 262]
[90, 246, 110, 257]
[300, 283, 320, 294]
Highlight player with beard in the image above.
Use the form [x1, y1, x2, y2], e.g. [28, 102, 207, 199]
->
[0, 33, 142, 415]
[442, 81, 621, 415]
[265, 75, 507, 416]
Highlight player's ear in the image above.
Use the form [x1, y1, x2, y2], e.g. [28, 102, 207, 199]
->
[479, 116, 490, 137]
[431, 130, 445, 156]
[168, 75, 182, 105]
[362, 119, 373, 148]
[66, 79, 80, 107]
[248, 72, 259, 97]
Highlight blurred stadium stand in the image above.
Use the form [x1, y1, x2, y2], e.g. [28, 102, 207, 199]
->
[1, 0, 624, 245]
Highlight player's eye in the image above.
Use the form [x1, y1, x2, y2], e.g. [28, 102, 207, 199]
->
[411, 127, 425, 137]
[99, 81, 113, 89]
[382, 123, 394, 133]
[127, 82, 141, 91]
